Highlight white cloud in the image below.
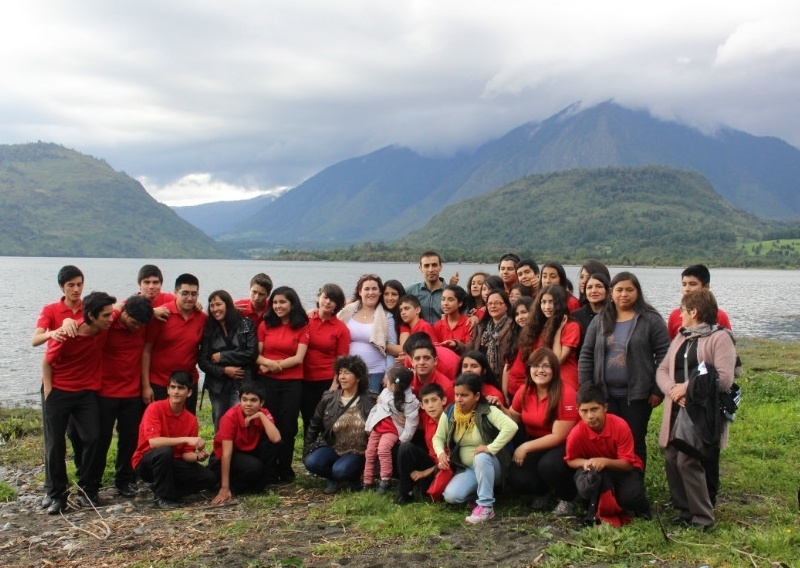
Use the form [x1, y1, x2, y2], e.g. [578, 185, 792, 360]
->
[1, 1, 800, 202]
[138, 173, 289, 207]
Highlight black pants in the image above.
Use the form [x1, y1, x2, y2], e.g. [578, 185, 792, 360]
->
[507, 444, 576, 501]
[136, 446, 216, 500]
[575, 468, 650, 516]
[607, 397, 652, 470]
[703, 446, 721, 505]
[262, 378, 303, 480]
[40, 387, 82, 492]
[96, 395, 144, 489]
[152, 382, 199, 415]
[44, 389, 100, 498]
[396, 440, 435, 497]
[208, 438, 279, 493]
[301, 380, 332, 439]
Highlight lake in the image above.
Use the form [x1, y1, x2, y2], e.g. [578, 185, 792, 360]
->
[4, 257, 799, 405]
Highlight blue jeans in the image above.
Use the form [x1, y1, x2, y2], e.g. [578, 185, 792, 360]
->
[304, 445, 365, 483]
[367, 372, 385, 393]
[443, 452, 502, 508]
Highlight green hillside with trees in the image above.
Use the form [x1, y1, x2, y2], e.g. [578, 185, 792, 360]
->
[399, 166, 773, 265]
[0, 143, 228, 258]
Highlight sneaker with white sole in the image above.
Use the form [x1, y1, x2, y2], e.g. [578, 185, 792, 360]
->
[552, 500, 576, 516]
[465, 505, 495, 524]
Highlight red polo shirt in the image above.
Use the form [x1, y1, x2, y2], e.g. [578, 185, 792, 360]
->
[36, 297, 82, 331]
[411, 369, 454, 404]
[303, 312, 351, 381]
[400, 318, 437, 340]
[257, 321, 310, 380]
[506, 321, 581, 396]
[132, 399, 198, 469]
[667, 307, 732, 339]
[213, 405, 275, 459]
[512, 385, 578, 438]
[433, 314, 471, 345]
[565, 413, 643, 471]
[235, 298, 267, 328]
[45, 328, 107, 392]
[403, 345, 459, 381]
[101, 309, 146, 398]
[145, 301, 207, 387]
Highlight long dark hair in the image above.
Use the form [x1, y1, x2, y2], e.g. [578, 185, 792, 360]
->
[601, 271, 660, 336]
[522, 348, 563, 425]
[458, 350, 501, 390]
[264, 286, 309, 329]
[351, 274, 384, 303]
[466, 272, 488, 311]
[383, 279, 405, 337]
[579, 260, 610, 305]
[507, 297, 534, 363]
[386, 367, 413, 413]
[206, 290, 243, 338]
[519, 285, 570, 362]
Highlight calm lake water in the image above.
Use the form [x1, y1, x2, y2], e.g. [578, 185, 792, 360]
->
[3, 257, 799, 405]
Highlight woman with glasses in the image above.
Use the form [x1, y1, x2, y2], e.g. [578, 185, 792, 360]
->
[337, 274, 398, 393]
[507, 348, 579, 515]
[454, 289, 513, 380]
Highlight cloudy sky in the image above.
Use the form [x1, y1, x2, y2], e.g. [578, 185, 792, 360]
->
[2, 1, 799, 206]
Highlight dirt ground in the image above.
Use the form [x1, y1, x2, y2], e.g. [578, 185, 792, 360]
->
[0, 464, 572, 568]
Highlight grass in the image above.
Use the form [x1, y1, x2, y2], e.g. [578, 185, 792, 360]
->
[2, 337, 799, 566]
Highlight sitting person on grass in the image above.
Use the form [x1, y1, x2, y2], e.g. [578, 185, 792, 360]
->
[210, 380, 282, 504]
[564, 384, 651, 527]
[132, 371, 216, 509]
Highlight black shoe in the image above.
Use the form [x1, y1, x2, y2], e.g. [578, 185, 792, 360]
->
[377, 480, 391, 495]
[41, 494, 53, 509]
[116, 483, 138, 498]
[153, 496, 180, 509]
[76, 493, 100, 508]
[671, 515, 692, 526]
[690, 521, 714, 532]
[575, 515, 600, 529]
[394, 492, 414, 505]
[47, 497, 67, 515]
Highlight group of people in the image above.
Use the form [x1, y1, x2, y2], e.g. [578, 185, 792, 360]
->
[34, 253, 737, 530]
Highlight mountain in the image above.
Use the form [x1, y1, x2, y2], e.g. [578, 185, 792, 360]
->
[0, 143, 228, 258]
[401, 166, 768, 265]
[220, 102, 800, 246]
[173, 194, 279, 237]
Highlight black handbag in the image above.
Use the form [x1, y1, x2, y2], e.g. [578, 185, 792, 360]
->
[668, 406, 711, 459]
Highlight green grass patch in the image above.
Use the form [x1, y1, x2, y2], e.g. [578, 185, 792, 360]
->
[0, 480, 18, 501]
[740, 238, 800, 257]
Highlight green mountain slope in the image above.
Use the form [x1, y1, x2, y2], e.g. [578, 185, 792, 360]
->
[0, 143, 228, 258]
[400, 166, 768, 264]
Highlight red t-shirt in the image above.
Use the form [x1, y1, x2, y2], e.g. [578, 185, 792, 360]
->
[257, 321, 310, 380]
[512, 385, 578, 438]
[213, 405, 275, 459]
[505, 320, 581, 396]
[132, 399, 198, 469]
[100, 309, 146, 398]
[45, 329, 106, 392]
[411, 369, 454, 404]
[145, 301, 207, 387]
[36, 297, 82, 332]
[399, 318, 436, 339]
[235, 298, 266, 328]
[303, 313, 351, 381]
[420, 411, 440, 461]
[433, 314, 471, 345]
[667, 307, 732, 339]
[567, 295, 581, 313]
[564, 413, 643, 471]
[482, 383, 504, 403]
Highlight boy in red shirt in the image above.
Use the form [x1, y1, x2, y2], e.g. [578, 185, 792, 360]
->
[395, 383, 447, 504]
[235, 273, 273, 327]
[42, 291, 115, 514]
[96, 295, 154, 498]
[132, 371, 216, 509]
[565, 384, 651, 526]
[210, 381, 282, 503]
[398, 295, 437, 339]
[141, 273, 207, 412]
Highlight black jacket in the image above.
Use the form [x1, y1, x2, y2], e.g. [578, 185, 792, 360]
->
[198, 317, 258, 393]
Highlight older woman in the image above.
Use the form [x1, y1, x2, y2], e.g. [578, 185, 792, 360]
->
[303, 355, 377, 493]
[456, 289, 513, 380]
[578, 271, 670, 469]
[338, 275, 398, 392]
[656, 289, 736, 530]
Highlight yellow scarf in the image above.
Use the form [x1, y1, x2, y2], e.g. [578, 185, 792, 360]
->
[453, 406, 476, 438]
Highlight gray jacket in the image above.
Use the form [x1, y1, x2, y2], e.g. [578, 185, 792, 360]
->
[578, 310, 670, 401]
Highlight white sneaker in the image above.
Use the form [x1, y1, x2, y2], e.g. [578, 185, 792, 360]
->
[465, 505, 495, 524]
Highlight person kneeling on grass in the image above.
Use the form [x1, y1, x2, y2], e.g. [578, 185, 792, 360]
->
[564, 384, 651, 527]
[210, 380, 282, 504]
[132, 371, 217, 509]
[433, 373, 518, 524]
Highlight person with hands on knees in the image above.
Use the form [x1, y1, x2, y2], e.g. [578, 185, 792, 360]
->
[132, 371, 217, 509]
[210, 380, 281, 504]
[433, 373, 518, 524]
[565, 384, 651, 527]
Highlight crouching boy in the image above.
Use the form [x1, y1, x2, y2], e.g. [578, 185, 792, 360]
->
[565, 384, 651, 526]
[210, 381, 282, 503]
[132, 371, 216, 509]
